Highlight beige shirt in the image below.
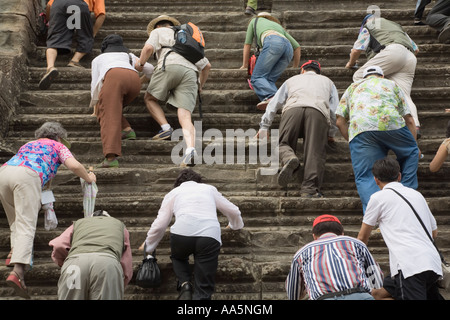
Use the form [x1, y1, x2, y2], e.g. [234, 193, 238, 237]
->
[145, 27, 209, 72]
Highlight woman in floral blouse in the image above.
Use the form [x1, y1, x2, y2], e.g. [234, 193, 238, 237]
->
[0, 122, 96, 299]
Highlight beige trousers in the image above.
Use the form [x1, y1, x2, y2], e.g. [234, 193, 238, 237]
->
[353, 43, 420, 127]
[0, 165, 41, 265]
[58, 253, 124, 300]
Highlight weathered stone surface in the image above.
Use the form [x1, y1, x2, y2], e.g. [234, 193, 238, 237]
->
[1, 0, 450, 301]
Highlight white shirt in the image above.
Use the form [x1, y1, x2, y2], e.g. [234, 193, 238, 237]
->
[363, 182, 442, 278]
[144, 181, 244, 254]
[90, 52, 154, 109]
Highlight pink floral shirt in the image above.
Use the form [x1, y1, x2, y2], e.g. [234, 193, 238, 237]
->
[3, 138, 73, 187]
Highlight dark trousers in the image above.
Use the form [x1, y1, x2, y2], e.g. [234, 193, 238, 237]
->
[415, 0, 431, 20]
[170, 234, 221, 300]
[278, 107, 328, 194]
[383, 270, 443, 300]
[426, 0, 450, 31]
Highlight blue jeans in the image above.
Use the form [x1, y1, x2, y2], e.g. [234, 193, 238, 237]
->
[250, 35, 293, 101]
[349, 126, 419, 213]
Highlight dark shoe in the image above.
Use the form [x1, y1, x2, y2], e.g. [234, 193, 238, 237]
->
[38, 67, 58, 90]
[121, 129, 136, 140]
[180, 150, 197, 167]
[6, 271, 30, 299]
[98, 158, 119, 168]
[301, 192, 324, 198]
[244, 6, 256, 15]
[438, 24, 450, 43]
[413, 20, 426, 26]
[152, 128, 173, 140]
[277, 157, 300, 187]
[256, 97, 272, 111]
[177, 282, 192, 300]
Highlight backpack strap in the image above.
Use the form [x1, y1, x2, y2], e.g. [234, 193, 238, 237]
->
[253, 17, 260, 55]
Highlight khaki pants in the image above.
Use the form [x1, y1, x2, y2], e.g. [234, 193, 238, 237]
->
[58, 253, 124, 300]
[353, 43, 419, 127]
[0, 165, 41, 265]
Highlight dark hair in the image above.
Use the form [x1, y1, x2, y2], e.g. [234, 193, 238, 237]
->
[446, 120, 450, 138]
[155, 20, 174, 28]
[312, 221, 344, 237]
[372, 157, 400, 183]
[173, 169, 203, 188]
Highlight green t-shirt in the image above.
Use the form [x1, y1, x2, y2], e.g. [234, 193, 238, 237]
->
[245, 17, 300, 49]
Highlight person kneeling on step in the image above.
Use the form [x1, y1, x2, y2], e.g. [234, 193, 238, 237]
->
[255, 60, 339, 197]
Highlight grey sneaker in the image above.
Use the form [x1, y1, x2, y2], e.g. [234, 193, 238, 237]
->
[152, 128, 173, 140]
[277, 157, 300, 187]
[180, 149, 197, 167]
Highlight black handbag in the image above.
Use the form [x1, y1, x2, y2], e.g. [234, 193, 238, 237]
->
[135, 248, 161, 288]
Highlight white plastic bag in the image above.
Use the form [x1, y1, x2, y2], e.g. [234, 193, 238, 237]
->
[42, 202, 58, 230]
[41, 190, 57, 230]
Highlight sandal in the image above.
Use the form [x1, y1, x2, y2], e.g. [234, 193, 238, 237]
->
[38, 67, 59, 90]
[6, 271, 30, 299]
[67, 60, 84, 68]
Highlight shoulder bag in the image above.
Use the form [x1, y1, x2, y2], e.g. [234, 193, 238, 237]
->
[135, 246, 161, 288]
[386, 187, 450, 292]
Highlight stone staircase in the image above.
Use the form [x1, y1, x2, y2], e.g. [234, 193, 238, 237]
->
[0, 0, 449, 300]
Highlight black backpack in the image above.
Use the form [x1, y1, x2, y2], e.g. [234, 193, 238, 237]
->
[162, 22, 205, 71]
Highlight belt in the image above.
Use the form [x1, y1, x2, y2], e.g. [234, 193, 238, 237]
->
[317, 287, 368, 300]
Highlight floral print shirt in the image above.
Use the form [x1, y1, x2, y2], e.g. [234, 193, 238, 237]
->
[3, 138, 73, 187]
[336, 76, 410, 142]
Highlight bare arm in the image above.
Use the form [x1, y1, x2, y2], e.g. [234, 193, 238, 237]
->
[430, 140, 449, 172]
[199, 62, 211, 92]
[63, 157, 96, 183]
[93, 14, 106, 37]
[345, 49, 363, 69]
[403, 114, 417, 140]
[336, 115, 349, 141]
[136, 44, 154, 72]
[240, 44, 251, 69]
[357, 223, 374, 245]
[292, 47, 301, 68]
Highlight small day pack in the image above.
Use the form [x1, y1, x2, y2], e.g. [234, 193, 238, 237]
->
[162, 22, 205, 70]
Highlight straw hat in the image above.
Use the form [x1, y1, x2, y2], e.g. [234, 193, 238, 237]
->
[255, 12, 281, 25]
[147, 15, 181, 35]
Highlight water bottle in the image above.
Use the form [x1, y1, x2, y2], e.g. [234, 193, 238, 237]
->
[177, 29, 187, 44]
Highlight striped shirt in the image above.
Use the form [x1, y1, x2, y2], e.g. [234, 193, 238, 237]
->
[286, 233, 384, 300]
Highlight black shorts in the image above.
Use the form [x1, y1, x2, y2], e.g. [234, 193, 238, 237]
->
[383, 270, 443, 300]
[46, 0, 93, 54]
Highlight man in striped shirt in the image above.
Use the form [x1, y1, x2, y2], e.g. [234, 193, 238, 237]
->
[286, 215, 384, 300]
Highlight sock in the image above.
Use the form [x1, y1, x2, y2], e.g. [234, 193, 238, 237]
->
[161, 124, 171, 131]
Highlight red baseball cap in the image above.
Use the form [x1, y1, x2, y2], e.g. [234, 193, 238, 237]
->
[312, 214, 341, 227]
[300, 60, 321, 73]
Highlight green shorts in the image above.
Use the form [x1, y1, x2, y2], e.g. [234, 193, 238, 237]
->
[147, 64, 198, 113]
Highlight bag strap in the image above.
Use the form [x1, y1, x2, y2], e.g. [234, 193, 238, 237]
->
[386, 187, 448, 265]
[253, 17, 260, 54]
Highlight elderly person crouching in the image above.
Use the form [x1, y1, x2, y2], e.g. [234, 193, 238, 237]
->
[0, 122, 96, 299]
[90, 34, 154, 168]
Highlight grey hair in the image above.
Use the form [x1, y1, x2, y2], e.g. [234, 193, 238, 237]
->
[34, 122, 68, 141]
